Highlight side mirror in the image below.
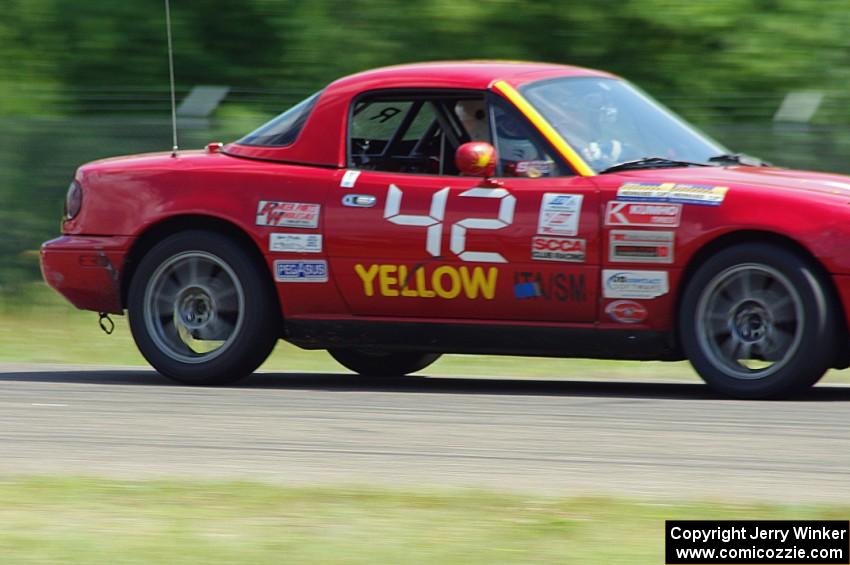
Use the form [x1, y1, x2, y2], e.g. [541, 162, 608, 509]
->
[455, 142, 498, 178]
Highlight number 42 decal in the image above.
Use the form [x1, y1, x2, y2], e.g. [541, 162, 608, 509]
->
[383, 184, 516, 263]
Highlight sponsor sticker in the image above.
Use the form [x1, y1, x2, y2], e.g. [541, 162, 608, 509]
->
[274, 260, 328, 282]
[603, 269, 669, 299]
[605, 300, 649, 324]
[537, 193, 583, 236]
[513, 160, 552, 178]
[340, 170, 361, 188]
[513, 272, 586, 302]
[605, 201, 682, 227]
[609, 230, 674, 264]
[531, 236, 586, 262]
[270, 233, 322, 253]
[514, 282, 540, 299]
[256, 201, 321, 228]
[616, 182, 728, 206]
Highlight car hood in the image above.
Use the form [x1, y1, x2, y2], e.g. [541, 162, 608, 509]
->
[613, 166, 850, 202]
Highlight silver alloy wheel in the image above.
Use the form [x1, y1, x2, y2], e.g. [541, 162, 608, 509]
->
[143, 251, 245, 364]
[695, 263, 804, 380]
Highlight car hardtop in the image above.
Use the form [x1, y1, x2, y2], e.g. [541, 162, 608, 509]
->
[328, 60, 615, 91]
[223, 61, 616, 167]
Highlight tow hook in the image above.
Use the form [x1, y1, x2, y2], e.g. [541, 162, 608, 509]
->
[98, 312, 115, 335]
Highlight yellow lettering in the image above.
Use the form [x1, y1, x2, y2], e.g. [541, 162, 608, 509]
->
[379, 264, 399, 297]
[433, 266, 461, 299]
[357, 263, 499, 300]
[398, 265, 418, 297]
[415, 266, 436, 298]
[354, 264, 379, 297]
[460, 266, 498, 300]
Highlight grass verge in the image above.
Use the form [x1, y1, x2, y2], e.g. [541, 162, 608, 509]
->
[0, 477, 847, 564]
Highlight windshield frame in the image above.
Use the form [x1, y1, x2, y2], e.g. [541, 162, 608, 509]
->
[517, 76, 729, 174]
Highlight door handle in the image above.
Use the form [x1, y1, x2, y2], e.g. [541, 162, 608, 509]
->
[342, 194, 377, 208]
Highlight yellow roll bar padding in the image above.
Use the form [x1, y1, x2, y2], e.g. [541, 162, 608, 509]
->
[492, 80, 596, 177]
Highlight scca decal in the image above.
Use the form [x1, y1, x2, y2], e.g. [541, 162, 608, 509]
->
[531, 236, 586, 263]
[355, 264, 498, 300]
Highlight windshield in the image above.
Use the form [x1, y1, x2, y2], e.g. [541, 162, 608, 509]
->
[520, 77, 727, 173]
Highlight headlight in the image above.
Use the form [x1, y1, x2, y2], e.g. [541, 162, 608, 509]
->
[64, 181, 82, 220]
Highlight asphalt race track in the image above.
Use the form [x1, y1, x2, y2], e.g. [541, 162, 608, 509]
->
[1, 364, 849, 502]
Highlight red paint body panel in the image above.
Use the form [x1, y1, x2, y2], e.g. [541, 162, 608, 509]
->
[591, 167, 850, 330]
[40, 235, 131, 314]
[325, 171, 599, 322]
[66, 151, 350, 319]
[832, 275, 850, 328]
[594, 167, 850, 275]
[40, 61, 850, 357]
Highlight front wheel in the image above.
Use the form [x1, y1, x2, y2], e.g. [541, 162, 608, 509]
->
[679, 242, 839, 399]
[128, 230, 279, 385]
[329, 349, 441, 377]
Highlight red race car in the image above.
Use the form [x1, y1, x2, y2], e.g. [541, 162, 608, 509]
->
[41, 61, 850, 398]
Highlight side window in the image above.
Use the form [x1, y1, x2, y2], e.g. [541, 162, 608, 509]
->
[348, 92, 488, 176]
[490, 97, 571, 178]
[239, 91, 322, 147]
[350, 101, 413, 147]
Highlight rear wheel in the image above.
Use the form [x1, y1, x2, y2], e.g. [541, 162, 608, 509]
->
[128, 230, 278, 385]
[329, 349, 441, 377]
[679, 242, 838, 398]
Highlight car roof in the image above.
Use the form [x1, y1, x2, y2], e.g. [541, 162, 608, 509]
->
[328, 60, 615, 92]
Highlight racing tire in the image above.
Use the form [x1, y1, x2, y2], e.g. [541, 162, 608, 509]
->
[679, 242, 839, 399]
[329, 349, 441, 377]
[128, 230, 278, 385]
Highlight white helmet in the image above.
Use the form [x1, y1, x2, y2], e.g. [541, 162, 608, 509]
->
[455, 100, 489, 141]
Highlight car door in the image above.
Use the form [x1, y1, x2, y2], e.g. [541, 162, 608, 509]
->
[324, 89, 599, 322]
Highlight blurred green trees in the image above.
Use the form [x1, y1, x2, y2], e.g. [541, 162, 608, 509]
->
[2, 0, 850, 294]
[3, 0, 850, 119]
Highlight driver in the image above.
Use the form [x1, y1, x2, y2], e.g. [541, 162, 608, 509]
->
[579, 91, 623, 167]
[532, 85, 626, 169]
[455, 100, 547, 175]
[493, 106, 540, 162]
[455, 99, 489, 141]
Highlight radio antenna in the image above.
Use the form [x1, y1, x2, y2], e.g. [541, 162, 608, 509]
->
[164, 0, 179, 157]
